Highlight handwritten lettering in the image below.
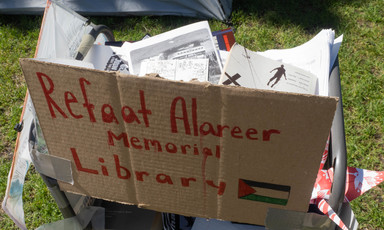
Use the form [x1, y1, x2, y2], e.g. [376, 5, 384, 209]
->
[40, 71, 285, 201]
[37, 72, 280, 143]
[37, 72, 68, 118]
[107, 130, 221, 159]
[79, 78, 96, 122]
[64, 91, 83, 119]
[36, 72, 152, 126]
[169, 96, 280, 141]
[72, 147, 226, 195]
[101, 104, 119, 124]
[71, 148, 98, 174]
[170, 96, 191, 134]
[138, 90, 152, 127]
[114, 154, 131, 179]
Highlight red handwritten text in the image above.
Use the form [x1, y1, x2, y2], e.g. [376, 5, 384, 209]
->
[71, 147, 226, 195]
[36, 72, 152, 126]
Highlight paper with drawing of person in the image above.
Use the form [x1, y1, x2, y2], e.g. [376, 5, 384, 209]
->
[219, 43, 318, 95]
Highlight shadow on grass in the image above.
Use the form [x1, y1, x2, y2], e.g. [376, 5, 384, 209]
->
[230, 0, 363, 31]
[0, 0, 365, 36]
[0, 15, 41, 30]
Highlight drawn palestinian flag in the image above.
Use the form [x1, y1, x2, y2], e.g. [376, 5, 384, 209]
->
[238, 179, 290, 206]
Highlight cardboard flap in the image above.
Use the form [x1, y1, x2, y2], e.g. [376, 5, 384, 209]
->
[20, 58, 338, 226]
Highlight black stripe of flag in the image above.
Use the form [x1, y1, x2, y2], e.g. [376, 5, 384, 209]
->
[238, 179, 290, 206]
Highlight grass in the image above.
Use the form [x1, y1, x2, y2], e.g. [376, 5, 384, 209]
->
[0, 15, 63, 229]
[1, 0, 383, 229]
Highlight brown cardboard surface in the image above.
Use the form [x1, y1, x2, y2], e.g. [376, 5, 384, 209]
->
[20, 58, 338, 226]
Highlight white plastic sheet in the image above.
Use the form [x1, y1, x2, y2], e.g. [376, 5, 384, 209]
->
[2, 1, 107, 228]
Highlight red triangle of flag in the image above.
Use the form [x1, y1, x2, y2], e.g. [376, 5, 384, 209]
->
[238, 179, 256, 198]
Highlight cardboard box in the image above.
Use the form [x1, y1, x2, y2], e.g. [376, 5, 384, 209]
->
[20, 58, 338, 226]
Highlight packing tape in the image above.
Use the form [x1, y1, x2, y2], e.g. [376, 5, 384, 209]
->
[30, 148, 74, 185]
[29, 118, 74, 184]
[265, 208, 332, 230]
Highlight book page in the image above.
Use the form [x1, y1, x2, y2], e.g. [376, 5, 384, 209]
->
[258, 29, 339, 96]
[220, 43, 318, 95]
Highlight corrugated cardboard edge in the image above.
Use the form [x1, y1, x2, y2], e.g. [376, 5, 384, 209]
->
[20, 58, 339, 103]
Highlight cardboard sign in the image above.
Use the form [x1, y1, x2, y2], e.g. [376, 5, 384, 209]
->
[20, 58, 338, 226]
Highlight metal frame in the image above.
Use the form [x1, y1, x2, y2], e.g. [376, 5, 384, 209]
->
[328, 57, 348, 229]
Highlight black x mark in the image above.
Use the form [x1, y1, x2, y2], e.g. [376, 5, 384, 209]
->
[223, 72, 242, 86]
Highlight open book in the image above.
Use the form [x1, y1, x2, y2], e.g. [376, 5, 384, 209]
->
[258, 29, 342, 96]
[219, 43, 318, 95]
[220, 29, 342, 96]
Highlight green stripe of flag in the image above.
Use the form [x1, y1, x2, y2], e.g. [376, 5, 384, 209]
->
[240, 194, 288, 206]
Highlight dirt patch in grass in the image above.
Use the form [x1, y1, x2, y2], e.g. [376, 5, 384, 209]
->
[0, 144, 14, 159]
[11, 74, 26, 89]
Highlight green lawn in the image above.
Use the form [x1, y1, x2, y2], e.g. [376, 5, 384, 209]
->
[1, 0, 383, 229]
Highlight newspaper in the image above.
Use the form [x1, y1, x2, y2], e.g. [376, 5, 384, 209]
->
[82, 22, 232, 82]
[83, 44, 130, 74]
[139, 59, 209, 81]
[83, 45, 210, 81]
[219, 43, 318, 95]
[122, 21, 222, 84]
